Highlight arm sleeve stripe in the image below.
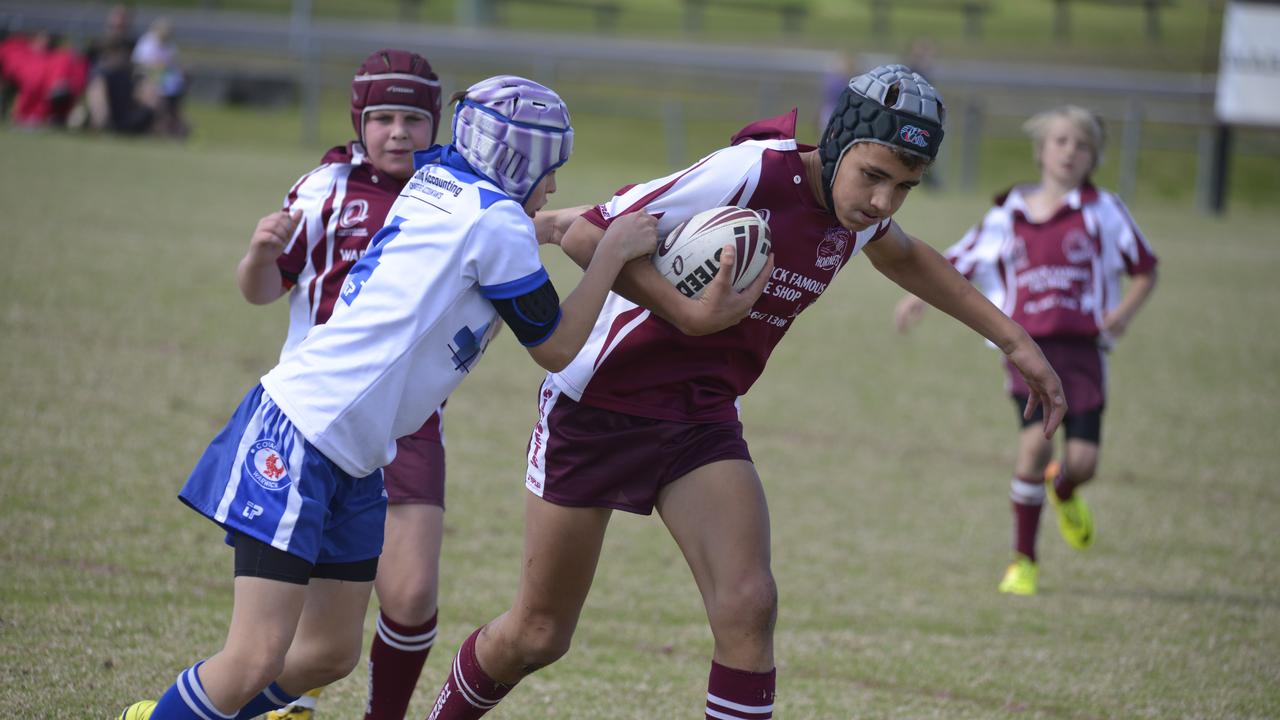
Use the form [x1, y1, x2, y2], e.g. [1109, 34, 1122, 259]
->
[479, 267, 551, 300]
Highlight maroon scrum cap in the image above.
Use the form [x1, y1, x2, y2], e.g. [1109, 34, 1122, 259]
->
[350, 49, 442, 146]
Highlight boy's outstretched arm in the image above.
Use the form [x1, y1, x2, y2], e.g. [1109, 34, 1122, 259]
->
[864, 221, 1068, 438]
[559, 215, 771, 336]
[533, 205, 591, 246]
[523, 211, 660, 372]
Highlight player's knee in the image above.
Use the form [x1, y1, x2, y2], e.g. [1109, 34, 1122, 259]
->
[511, 617, 575, 670]
[380, 585, 438, 626]
[711, 572, 778, 635]
[296, 644, 363, 687]
[222, 648, 289, 693]
[1066, 461, 1097, 484]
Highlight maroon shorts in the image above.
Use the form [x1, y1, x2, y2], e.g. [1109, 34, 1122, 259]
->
[524, 379, 752, 515]
[1005, 336, 1107, 414]
[383, 413, 445, 507]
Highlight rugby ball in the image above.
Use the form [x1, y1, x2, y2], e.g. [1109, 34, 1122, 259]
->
[652, 206, 771, 299]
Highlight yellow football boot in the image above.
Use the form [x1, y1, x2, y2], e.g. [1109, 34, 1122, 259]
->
[998, 554, 1039, 596]
[266, 687, 324, 719]
[118, 701, 156, 720]
[1045, 461, 1095, 550]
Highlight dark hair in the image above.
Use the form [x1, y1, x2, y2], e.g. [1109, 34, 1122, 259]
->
[449, 90, 467, 105]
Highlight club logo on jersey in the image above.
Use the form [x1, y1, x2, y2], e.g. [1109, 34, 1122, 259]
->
[1062, 228, 1095, 264]
[815, 227, 851, 271]
[339, 199, 370, 228]
[245, 439, 292, 491]
[900, 125, 931, 149]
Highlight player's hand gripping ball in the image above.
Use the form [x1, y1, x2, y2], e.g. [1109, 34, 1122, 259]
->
[652, 206, 771, 299]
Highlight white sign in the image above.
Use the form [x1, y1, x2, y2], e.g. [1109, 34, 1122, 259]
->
[1216, 1, 1280, 126]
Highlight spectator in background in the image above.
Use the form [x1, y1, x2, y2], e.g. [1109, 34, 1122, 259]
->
[84, 3, 137, 70]
[132, 17, 187, 137]
[0, 26, 26, 119]
[5, 30, 89, 128]
[84, 38, 154, 135]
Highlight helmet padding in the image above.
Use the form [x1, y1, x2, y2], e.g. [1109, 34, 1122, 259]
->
[451, 75, 573, 204]
[819, 64, 946, 211]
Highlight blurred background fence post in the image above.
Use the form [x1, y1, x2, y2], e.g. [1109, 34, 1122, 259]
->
[289, 0, 319, 147]
[1118, 100, 1143, 203]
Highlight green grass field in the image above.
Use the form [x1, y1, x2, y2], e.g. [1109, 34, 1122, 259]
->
[1, 115, 1278, 719]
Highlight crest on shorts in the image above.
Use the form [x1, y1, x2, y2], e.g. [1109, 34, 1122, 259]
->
[815, 226, 851, 271]
[246, 439, 292, 491]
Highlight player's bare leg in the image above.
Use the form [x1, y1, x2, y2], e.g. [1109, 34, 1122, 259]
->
[426, 494, 610, 719]
[184, 577, 309, 714]
[273, 577, 375, 694]
[656, 459, 777, 718]
[1056, 438, 1100, 497]
[478, 495, 611, 682]
[1014, 424, 1055, 481]
[378, 503, 444, 625]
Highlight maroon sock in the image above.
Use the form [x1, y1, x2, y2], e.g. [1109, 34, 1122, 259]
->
[1010, 475, 1045, 561]
[1053, 464, 1083, 501]
[364, 609, 438, 720]
[425, 627, 513, 720]
[705, 661, 775, 719]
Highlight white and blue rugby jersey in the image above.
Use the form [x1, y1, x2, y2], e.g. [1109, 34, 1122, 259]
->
[261, 146, 549, 477]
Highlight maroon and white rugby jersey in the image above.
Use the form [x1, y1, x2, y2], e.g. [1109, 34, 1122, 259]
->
[276, 142, 406, 355]
[556, 110, 890, 423]
[273, 142, 442, 441]
[946, 184, 1157, 340]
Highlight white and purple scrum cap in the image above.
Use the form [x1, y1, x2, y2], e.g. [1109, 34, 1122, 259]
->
[452, 75, 574, 204]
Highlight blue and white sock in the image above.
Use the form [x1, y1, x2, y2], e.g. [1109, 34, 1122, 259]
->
[233, 682, 299, 719]
[152, 661, 235, 719]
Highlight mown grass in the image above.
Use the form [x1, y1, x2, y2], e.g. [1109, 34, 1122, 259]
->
[1, 108, 1277, 718]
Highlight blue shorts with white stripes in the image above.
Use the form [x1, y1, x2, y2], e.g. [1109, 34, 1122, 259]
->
[178, 384, 387, 565]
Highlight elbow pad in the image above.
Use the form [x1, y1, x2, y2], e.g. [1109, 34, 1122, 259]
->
[489, 278, 562, 347]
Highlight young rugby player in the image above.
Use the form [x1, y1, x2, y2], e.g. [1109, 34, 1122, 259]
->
[232, 49, 448, 720]
[895, 105, 1158, 596]
[118, 75, 658, 720]
[421, 64, 1066, 719]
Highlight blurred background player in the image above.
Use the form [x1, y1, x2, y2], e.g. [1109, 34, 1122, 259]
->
[118, 73, 657, 720]
[421, 65, 1065, 720]
[131, 17, 187, 137]
[895, 104, 1158, 596]
[234, 49, 449, 720]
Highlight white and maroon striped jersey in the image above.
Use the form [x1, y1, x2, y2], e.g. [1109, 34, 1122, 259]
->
[275, 143, 404, 357]
[946, 184, 1158, 340]
[553, 110, 890, 423]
